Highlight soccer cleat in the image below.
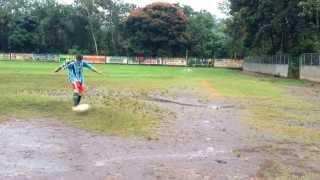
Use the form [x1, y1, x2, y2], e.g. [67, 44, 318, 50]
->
[72, 106, 78, 111]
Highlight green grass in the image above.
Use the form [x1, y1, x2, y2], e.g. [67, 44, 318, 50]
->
[0, 60, 319, 140]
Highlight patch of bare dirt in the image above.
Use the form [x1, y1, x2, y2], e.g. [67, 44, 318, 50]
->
[200, 80, 222, 99]
[286, 83, 320, 104]
[0, 91, 263, 180]
[1, 86, 320, 179]
[236, 139, 320, 179]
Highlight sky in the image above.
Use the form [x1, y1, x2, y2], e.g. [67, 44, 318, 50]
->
[58, 0, 227, 18]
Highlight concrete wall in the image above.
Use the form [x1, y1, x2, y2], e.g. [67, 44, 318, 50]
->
[243, 62, 289, 77]
[214, 59, 243, 68]
[0, 53, 10, 60]
[0, 53, 187, 66]
[300, 65, 320, 82]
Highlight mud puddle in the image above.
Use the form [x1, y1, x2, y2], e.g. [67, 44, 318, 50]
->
[0, 96, 261, 180]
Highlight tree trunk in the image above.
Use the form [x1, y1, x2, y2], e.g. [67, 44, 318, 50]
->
[82, 0, 99, 55]
[280, 32, 284, 53]
[90, 26, 99, 55]
[316, 8, 319, 31]
[86, 13, 98, 55]
[111, 30, 116, 54]
[270, 29, 276, 54]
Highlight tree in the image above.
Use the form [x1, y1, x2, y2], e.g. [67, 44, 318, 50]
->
[0, 0, 235, 58]
[33, 0, 93, 53]
[298, 0, 320, 53]
[125, 2, 188, 57]
[0, 3, 9, 51]
[227, 0, 320, 55]
[8, 15, 39, 52]
[182, 5, 230, 59]
[95, 0, 135, 55]
[185, 10, 220, 58]
[224, 17, 247, 58]
[300, 0, 320, 30]
[75, 0, 101, 55]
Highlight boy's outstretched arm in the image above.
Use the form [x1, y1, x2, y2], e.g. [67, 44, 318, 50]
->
[53, 66, 63, 73]
[83, 61, 102, 75]
[54, 61, 70, 73]
[91, 67, 103, 75]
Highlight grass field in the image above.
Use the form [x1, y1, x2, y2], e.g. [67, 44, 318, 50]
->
[0, 60, 319, 142]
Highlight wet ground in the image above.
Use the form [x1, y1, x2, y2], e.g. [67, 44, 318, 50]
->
[0, 89, 319, 179]
[0, 94, 264, 180]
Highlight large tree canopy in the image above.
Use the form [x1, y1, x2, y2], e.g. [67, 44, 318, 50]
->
[184, 8, 228, 58]
[227, 0, 320, 56]
[0, 0, 135, 55]
[0, 0, 235, 58]
[125, 3, 188, 57]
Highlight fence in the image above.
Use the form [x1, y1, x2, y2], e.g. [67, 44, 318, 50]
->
[300, 53, 320, 82]
[188, 58, 211, 67]
[4, 52, 320, 82]
[300, 53, 320, 66]
[0, 53, 61, 62]
[245, 55, 290, 65]
[187, 58, 244, 68]
[0, 53, 188, 66]
[243, 54, 290, 77]
[214, 59, 244, 68]
[33, 54, 59, 62]
[0, 53, 244, 69]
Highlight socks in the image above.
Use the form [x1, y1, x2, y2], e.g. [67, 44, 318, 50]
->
[77, 95, 82, 105]
[73, 93, 80, 106]
[73, 93, 83, 106]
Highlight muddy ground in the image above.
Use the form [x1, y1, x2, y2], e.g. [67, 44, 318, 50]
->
[0, 86, 320, 179]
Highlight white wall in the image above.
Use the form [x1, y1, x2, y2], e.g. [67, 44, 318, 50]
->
[300, 65, 320, 82]
[243, 62, 289, 77]
[214, 59, 243, 68]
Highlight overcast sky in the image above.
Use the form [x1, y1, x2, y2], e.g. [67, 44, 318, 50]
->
[58, 0, 227, 18]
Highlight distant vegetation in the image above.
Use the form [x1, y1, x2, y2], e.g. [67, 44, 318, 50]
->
[0, 0, 318, 57]
[0, 0, 231, 58]
[227, 0, 320, 56]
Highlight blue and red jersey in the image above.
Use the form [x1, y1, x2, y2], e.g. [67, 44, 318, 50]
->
[59, 60, 93, 83]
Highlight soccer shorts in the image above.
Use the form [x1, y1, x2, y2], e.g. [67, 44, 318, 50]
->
[72, 81, 85, 94]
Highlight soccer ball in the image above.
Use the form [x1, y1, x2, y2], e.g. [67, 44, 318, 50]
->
[73, 104, 90, 113]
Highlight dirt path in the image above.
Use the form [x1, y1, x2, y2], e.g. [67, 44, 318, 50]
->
[4, 84, 320, 180]
[0, 92, 268, 180]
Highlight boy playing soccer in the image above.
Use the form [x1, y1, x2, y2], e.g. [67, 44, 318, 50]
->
[54, 54, 102, 111]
